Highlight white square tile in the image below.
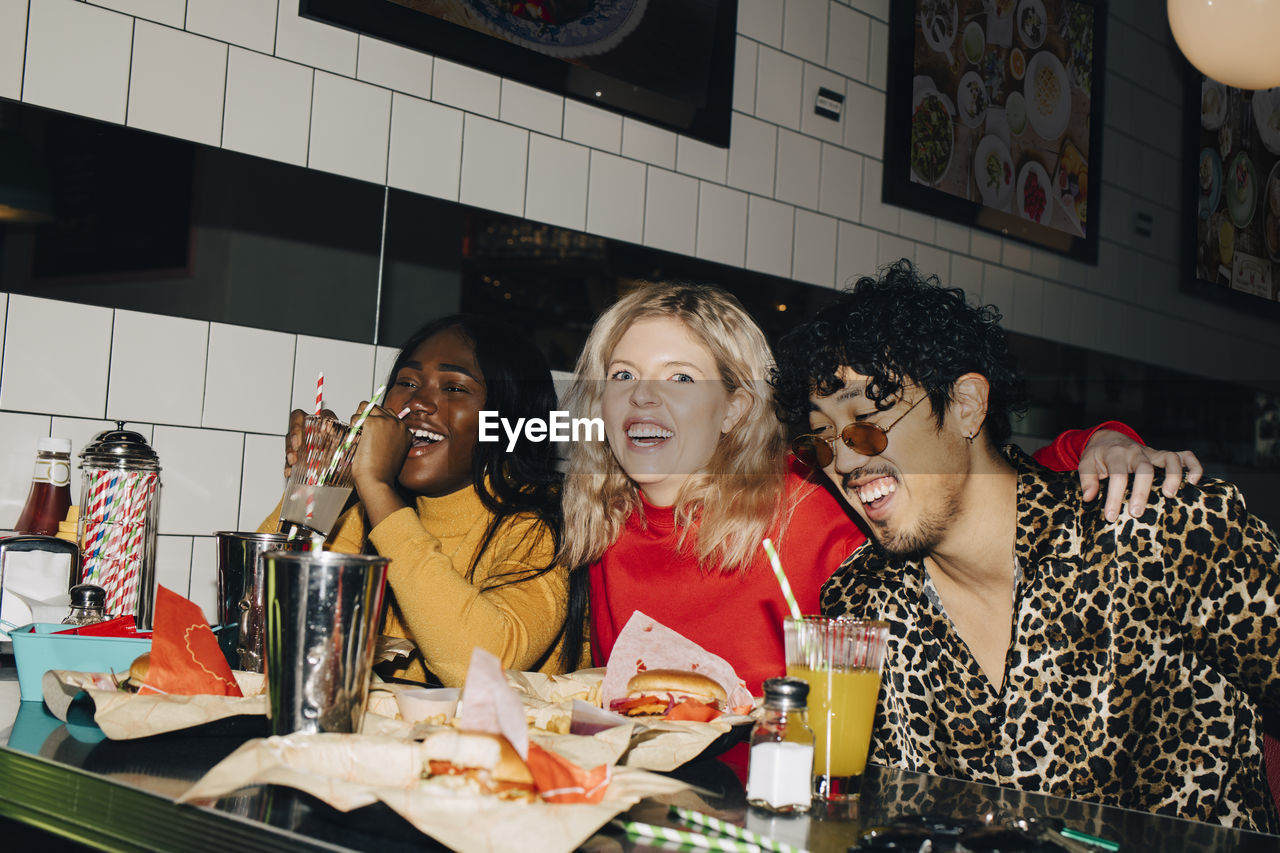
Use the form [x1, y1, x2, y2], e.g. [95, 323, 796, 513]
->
[357, 34, 433, 100]
[800, 64, 845, 145]
[189, 536, 219, 618]
[696, 182, 748, 268]
[836, 220, 878, 289]
[860, 158, 899, 233]
[94, 0, 184, 26]
[755, 46, 803, 130]
[732, 37, 758, 115]
[203, 324, 296, 433]
[622, 119, 676, 169]
[899, 210, 935, 244]
[309, 71, 392, 185]
[388, 93, 463, 201]
[727, 112, 777, 197]
[876, 233, 914, 268]
[586, 151, 645, 244]
[0, 0, 28, 100]
[432, 57, 501, 118]
[1069, 291, 1107, 351]
[275, 0, 357, 77]
[107, 311, 209, 428]
[783, 0, 829, 64]
[563, 100, 622, 153]
[128, 21, 227, 148]
[969, 229, 1002, 262]
[818, 143, 862, 222]
[223, 47, 313, 167]
[676, 136, 728, 184]
[525, 135, 589, 232]
[50, 417, 120, 504]
[1, 296, 112, 419]
[867, 19, 889, 90]
[155, 536, 193, 602]
[24, 0, 132, 125]
[291, 337, 379, 418]
[152, 425, 244, 536]
[0, 412, 54, 529]
[500, 80, 564, 137]
[934, 219, 971, 253]
[843, 81, 885, 157]
[643, 167, 699, 256]
[1002, 240, 1033, 272]
[1041, 280, 1073, 341]
[375, 346, 400, 391]
[848, 0, 889, 21]
[745, 196, 794, 278]
[983, 264, 1015, 316]
[460, 115, 529, 217]
[187, 0, 277, 54]
[1030, 249, 1064, 283]
[828, 4, 870, 82]
[950, 254, 984, 295]
[737, 0, 783, 46]
[792, 209, 837, 288]
[914, 243, 950, 281]
[775, 129, 820, 209]
[240, 432, 285, 532]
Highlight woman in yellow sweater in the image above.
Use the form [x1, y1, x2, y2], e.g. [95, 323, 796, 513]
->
[268, 316, 581, 686]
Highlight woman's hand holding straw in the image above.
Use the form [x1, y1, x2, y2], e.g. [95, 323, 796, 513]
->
[762, 538, 803, 621]
[319, 384, 387, 484]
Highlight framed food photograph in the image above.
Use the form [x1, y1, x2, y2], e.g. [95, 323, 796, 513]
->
[1183, 68, 1280, 317]
[299, 0, 737, 148]
[883, 0, 1106, 263]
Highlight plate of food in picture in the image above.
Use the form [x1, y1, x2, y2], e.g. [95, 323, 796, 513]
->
[1054, 138, 1088, 235]
[957, 70, 989, 128]
[974, 135, 1014, 209]
[1016, 160, 1052, 224]
[1025, 50, 1070, 141]
[1226, 151, 1257, 229]
[919, 0, 958, 53]
[1201, 79, 1228, 131]
[984, 0, 1016, 20]
[910, 86, 955, 186]
[1250, 87, 1280, 155]
[1264, 161, 1280, 261]
[1198, 148, 1222, 220]
[1016, 0, 1047, 49]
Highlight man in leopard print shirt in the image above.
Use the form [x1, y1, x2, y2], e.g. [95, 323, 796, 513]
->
[771, 260, 1280, 831]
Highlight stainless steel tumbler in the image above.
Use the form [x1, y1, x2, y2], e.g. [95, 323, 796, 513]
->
[262, 550, 389, 735]
[213, 532, 311, 673]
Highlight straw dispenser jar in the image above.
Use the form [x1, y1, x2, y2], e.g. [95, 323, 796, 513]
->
[76, 424, 162, 630]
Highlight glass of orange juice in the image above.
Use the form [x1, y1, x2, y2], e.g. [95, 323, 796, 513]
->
[783, 616, 889, 801]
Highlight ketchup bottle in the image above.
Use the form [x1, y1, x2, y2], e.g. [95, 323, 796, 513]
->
[15, 437, 73, 536]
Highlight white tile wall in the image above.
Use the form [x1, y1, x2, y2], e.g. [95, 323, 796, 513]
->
[189, 536, 219, 623]
[459, 114, 528, 217]
[819, 143, 862, 222]
[274, 0, 356, 77]
[755, 46, 803, 130]
[792, 209, 837, 288]
[186, 0, 277, 55]
[563, 100, 622, 153]
[827, 3, 870, 82]
[128, 21, 227, 148]
[0, 411, 55, 527]
[728, 112, 777, 197]
[525, 135, 589, 232]
[290, 336, 378, 418]
[155, 535, 193, 601]
[23, 0, 133, 124]
[745, 196, 795, 278]
[775, 129, 821, 209]
[356, 34, 433, 100]
[107, 311, 209, 428]
[783, 0, 829, 65]
[643, 167, 699, 257]
[696, 182, 749, 268]
[222, 47, 313, 167]
[152, 424, 244, 536]
[239, 432, 283, 533]
[732, 37, 758, 114]
[0, 0, 28, 100]
[388, 94, 463, 201]
[622, 119, 677, 170]
[202, 323, 295, 433]
[308, 71, 391, 185]
[676, 136, 729, 184]
[500, 80, 564, 138]
[432, 58, 501, 118]
[1, 297, 113, 419]
[836, 220, 878, 289]
[94, 0, 184, 27]
[50, 416, 123, 505]
[738, 0, 784, 47]
[586, 151, 645, 244]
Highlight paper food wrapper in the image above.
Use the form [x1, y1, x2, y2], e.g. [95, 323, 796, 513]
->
[178, 732, 691, 853]
[42, 668, 268, 739]
[600, 612, 754, 712]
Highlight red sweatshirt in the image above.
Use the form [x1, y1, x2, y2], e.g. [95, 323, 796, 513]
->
[588, 423, 1139, 694]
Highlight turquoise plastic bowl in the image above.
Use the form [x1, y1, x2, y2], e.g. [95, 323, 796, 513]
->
[9, 623, 151, 701]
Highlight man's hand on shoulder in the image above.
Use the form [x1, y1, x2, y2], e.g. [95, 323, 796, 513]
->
[1078, 430, 1204, 522]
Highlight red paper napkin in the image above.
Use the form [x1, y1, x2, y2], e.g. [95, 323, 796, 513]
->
[525, 742, 611, 804]
[142, 585, 242, 697]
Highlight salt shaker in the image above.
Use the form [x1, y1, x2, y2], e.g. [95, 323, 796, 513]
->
[61, 583, 110, 627]
[746, 676, 815, 813]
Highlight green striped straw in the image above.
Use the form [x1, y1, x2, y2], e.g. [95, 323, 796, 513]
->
[613, 819, 762, 852]
[319, 384, 386, 484]
[762, 538, 802, 620]
[670, 807, 807, 853]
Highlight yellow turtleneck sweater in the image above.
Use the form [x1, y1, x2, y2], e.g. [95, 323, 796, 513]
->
[260, 485, 570, 687]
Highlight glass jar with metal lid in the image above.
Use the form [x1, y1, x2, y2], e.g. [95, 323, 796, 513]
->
[76, 423, 162, 630]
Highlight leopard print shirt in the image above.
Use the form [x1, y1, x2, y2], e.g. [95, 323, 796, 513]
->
[820, 448, 1280, 832]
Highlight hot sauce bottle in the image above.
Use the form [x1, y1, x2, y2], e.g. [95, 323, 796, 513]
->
[14, 437, 73, 536]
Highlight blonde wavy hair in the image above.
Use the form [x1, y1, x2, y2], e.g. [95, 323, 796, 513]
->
[560, 282, 788, 572]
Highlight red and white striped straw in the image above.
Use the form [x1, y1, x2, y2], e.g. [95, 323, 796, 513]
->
[315, 371, 324, 416]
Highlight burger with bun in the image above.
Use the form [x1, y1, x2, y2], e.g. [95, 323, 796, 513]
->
[418, 731, 537, 801]
[118, 652, 151, 693]
[609, 669, 727, 721]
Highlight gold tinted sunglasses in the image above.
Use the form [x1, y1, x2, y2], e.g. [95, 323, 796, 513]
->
[792, 392, 928, 468]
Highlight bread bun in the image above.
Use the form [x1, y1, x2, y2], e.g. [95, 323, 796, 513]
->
[119, 652, 151, 692]
[419, 731, 535, 800]
[625, 669, 727, 705]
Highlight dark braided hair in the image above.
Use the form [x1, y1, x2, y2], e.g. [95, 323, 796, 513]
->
[771, 259, 1028, 445]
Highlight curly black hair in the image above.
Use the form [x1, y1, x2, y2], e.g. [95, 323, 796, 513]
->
[771, 259, 1028, 445]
